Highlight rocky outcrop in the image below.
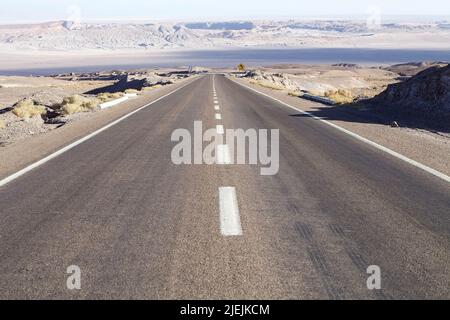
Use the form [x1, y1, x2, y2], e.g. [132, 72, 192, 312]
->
[384, 61, 448, 77]
[243, 70, 299, 91]
[374, 64, 450, 119]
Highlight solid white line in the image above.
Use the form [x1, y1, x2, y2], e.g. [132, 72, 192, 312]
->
[0, 77, 201, 188]
[99, 96, 129, 109]
[215, 113, 222, 120]
[216, 125, 224, 135]
[219, 187, 242, 236]
[216, 144, 231, 164]
[215, 105, 220, 111]
[231, 78, 450, 184]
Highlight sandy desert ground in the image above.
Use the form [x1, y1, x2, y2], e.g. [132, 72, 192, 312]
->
[0, 69, 191, 146]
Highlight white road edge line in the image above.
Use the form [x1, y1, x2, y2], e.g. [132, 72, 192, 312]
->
[216, 144, 231, 164]
[99, 96, 130, 109]
[219, 187, 243, 236]
[0, 77, 201, 188]
[231, 78, 450, 184]
[215, 113, 222, 120]
[216, 125, 225, 135]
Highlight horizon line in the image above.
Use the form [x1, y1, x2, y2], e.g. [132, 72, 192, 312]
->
[0, 14, 449, 25]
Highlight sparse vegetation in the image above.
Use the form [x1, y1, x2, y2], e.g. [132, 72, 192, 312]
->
[12, 99, 47, 119]
[125, 89, 139, 94]
[0, 119, 5, 129]
[324, 89, 355, 104]
[56, 94, 100, 115]
[142, 84, 162, 91]
[96, 92, 124, 103]
[288, 91, 302, 97]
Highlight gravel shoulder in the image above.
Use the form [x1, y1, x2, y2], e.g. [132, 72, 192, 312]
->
[230, 76, 450, 177]
[0, 76, 198, 180]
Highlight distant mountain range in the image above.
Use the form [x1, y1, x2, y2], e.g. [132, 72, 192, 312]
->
[0, 20, 449, 51]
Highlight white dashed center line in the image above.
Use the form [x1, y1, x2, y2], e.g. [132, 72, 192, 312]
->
[213, 77, 241, 237]
[219, 187, 242, 236]
[216, 125, 224, 135]
[216, 144, 231, 164]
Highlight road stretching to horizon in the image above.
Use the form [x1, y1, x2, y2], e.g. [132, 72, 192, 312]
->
[0, 74, 449, 299]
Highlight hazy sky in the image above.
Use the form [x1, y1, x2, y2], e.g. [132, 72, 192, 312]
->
[1, 0, 449, 23]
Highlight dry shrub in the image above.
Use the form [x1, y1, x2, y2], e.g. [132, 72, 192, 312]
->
[58, 94, 99, 115]
[12, 99, 47, 119]
[96, 92, 124, 103]
[0, 119, 5, 129]
[142, 84, 162, 91]
[125, 89, 139, 94]
[324, 89, 355, 104]
[288, 91, 302, 97]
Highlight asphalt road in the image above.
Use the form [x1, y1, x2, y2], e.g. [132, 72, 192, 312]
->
[0, 74, 449, 299]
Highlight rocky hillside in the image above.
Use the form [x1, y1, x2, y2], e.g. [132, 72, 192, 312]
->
[384, 61, 449, 77]
[374, 64, 450, 119]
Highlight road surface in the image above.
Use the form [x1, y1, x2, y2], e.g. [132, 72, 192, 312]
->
[0, 74, 449, 299]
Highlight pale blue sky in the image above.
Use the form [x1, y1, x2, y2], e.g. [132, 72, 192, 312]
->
[1, 0, 449, 23]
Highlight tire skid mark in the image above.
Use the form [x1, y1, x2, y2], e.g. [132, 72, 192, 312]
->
[345, 247, 367, 273]
[338, 226, 394, 300]
[306, 247, 345, 300]
[295, 223, 313, 243]
[288, 202, 301, 215]
[329, 224, 346, 238]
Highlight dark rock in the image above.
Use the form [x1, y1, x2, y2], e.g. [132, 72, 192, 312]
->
[374, 64, 450, 119]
